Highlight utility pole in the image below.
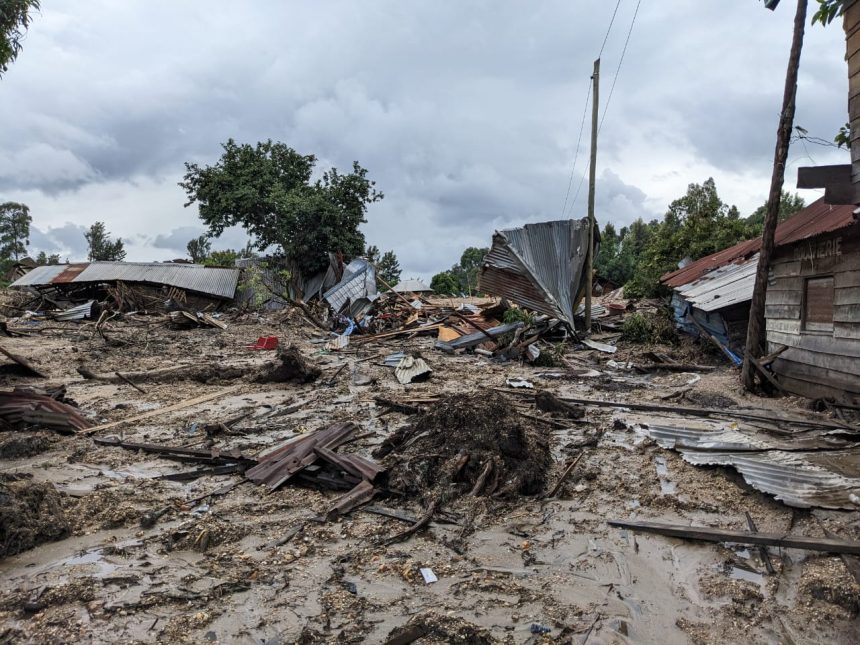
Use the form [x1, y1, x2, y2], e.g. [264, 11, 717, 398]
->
[584, 58, 600, 333]
[741, 0, 807, 390]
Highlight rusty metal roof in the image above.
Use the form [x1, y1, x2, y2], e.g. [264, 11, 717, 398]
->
[478, 218, 591, 325]
[662, 199, 856, 289]
[9, 262, 240, 299]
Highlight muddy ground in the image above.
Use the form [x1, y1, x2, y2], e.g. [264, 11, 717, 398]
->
[0, 304, 859, 644]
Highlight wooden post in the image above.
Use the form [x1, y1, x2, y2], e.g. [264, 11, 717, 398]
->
[584, 58, 600, 333]
[742, 0, 807, 391]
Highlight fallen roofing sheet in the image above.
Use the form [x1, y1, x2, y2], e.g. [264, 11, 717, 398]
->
[661, 198, 855, 289]
[323, 259, 377, 313]
[478, 218, 591, 326]
[10, 262, 240, 300]
[640, 422, 860, 510]
[674, 255, 757, 313]
[0, 388, 93, 433]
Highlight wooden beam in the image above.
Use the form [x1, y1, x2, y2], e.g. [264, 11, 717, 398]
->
[797, 164, 851, 189]
[608, 519, 860, 555]
[824, 182, 857, 205]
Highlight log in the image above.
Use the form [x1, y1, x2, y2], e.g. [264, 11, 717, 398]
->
[547, 450, 586, 498]
[608, 519, 860, 555]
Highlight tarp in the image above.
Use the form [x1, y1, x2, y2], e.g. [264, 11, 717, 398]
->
[478, 218, 593, 326]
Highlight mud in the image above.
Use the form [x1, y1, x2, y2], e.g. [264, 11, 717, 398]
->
[0, 479, 69, 557]
[0, 305, 858, 643]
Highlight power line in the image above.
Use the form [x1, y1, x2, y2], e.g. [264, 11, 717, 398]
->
[599, 0, 642, 134]
[598, 0, 623, 59]
[561, 79, 592, 217]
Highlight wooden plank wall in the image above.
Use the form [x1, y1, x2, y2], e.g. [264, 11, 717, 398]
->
[766, 225, 860, 403]
[846, 1, 860, 198]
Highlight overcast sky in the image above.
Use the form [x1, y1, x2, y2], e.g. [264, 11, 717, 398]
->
[0, 0, 849, 278]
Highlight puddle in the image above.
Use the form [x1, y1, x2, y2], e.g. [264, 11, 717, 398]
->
[721, 562, 764, 586]
[655, 456, 677, 495]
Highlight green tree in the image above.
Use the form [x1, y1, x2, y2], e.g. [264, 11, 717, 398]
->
[35, 250, 59, 265]
[85, 222, 126, 261]
[811, 0, 847, 25]
[448, 246, 488, 295]
[430, 271, 460, 295]
[187, 235, 211, 263]
[624, 179, 747, 298]
[0, 0, 39, 78]
[365, 244, 401, 287]
[204, 249, 240, 267]
[179, 139, 383, 277]
[0, 202, 31, 261]
[744, 191, 805, 236]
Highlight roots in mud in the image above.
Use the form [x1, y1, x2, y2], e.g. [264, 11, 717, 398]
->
[0, 479, 69, 558]
[256, 345, 321, 383]
[378, 392, 551, 503]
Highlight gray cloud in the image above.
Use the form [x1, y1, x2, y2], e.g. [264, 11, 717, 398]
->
[0, 0, 850, 279]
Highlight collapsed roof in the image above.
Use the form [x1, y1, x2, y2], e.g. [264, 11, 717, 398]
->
[478, 218, 593, 326]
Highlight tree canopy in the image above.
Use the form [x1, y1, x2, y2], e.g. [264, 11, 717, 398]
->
[187, 235, 211, 263]
[85, 222, 126, 262]
[0, 0, 39, 78]
[0, 202, 31, 263]
[365, 245, 401, 287]
[430, 247, 489, 296]
[180, 139, 383, 278]
[35, 250, 59, 265]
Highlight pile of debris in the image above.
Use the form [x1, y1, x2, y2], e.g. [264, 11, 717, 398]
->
[0, 476, 70, 558]
[376, 392, 552, 503]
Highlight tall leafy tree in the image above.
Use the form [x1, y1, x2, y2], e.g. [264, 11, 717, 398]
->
[0, 202, 31, 261]
[85, 222, 126, 261]
[0, 0, 39, 78]
[430, 271, 460, 295]
[744, 191, 805, 235]
[35, 250, 59, 265]
[187, 235, 211, 263]
[365, 244, 401, 287]
[180, 139, 383, 277]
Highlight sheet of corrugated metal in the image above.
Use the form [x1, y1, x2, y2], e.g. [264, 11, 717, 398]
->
[641, 423, 860, 509]
[662, 198, 855, 288]
[478, 219, 590, 325]
[10, 262, 240, 299]
[676, 256, 757, 313]
[323, 258, 377, 312]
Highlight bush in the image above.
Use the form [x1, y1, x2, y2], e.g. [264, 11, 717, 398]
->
[621, 310, 678, 345]
[503, 307, 535, 326]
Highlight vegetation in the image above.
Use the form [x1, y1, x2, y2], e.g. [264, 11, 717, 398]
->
[811, 0, 847, 25]
[187, 235, 211, 263]
[35, 251, 59, 265]
[0, 202, 31, 265]
[180, 139, 383, 278]
[203, 249, 240, 267]
[503, 307, 535, 326]
[85, 222, 126, 261]
[594, 178, 805, 299]
[620, 311, 678, 345]
[430, 246, 488, 295]
[0, 0, 39, 78]
[365, 245, 401, 287]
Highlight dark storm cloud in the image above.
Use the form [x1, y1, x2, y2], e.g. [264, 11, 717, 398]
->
[0, 0, 849, 276]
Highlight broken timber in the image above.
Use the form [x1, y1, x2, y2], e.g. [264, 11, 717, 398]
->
[608, 519, 860, 555]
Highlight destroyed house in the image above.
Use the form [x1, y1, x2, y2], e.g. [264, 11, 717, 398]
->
[9, 261, 241, 309]
[478, 218, 594, 327]
[661, 199, 855, 362]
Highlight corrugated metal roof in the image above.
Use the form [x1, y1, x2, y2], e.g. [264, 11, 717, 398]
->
[478, 219, 591, 325]
[323, 258, 377, 312]
[675, 255, 758, 312]
[9, 262, 240, 299]
[662, 199, 855, 288]
[393, 279, 432, 293]
[641, 422, 860, 509]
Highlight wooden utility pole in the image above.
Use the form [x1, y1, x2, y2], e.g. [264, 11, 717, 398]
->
[584, 58, 600, 332]
[741, 0, 807, 391]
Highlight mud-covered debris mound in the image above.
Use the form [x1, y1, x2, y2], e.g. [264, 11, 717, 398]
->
[0, 479, 69, 558]
[256, 345, 321, 383]
[384, 611, 497, 644]
[0, 433, 54, 459]
[379, 392, 551, 499]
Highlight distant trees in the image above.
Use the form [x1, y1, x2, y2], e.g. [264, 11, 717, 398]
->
[203, 249, 240, 267]
[35, 250, 59, 265]
[430, 247, 488, 295]
[595, 178, 793, 298]
[365, 245, 402, 287]
[180, 139, 383, 278]
[0, 0, 40, 78]
[0, 202, 31, 263]
[187, 235, 212, 263]
[85, 222, 126, 261]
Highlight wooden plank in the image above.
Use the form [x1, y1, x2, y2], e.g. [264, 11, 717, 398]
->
[797, 164, 851, 188]
[773, 345, 860, 378]
[776, 372, 860, 407]
[834, 321, 860, 340]
[836, 286, 860, 305]
[765, 304, 801, 320]
[834, 303, 860, 321]
[772, 356, 860, 393]
[607, 520, 860, 555]
[81, 385, 243, 434]
[765, 290, 802, 306]
[767, 329, 860, 357]
[766, 318, 801, 334]
[769, 261, 801, 279]
[837, 271, 860, 288]
[0, 345, 48, 378]
[825, 183, 857, 205]
[745, 350, 788, 395]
